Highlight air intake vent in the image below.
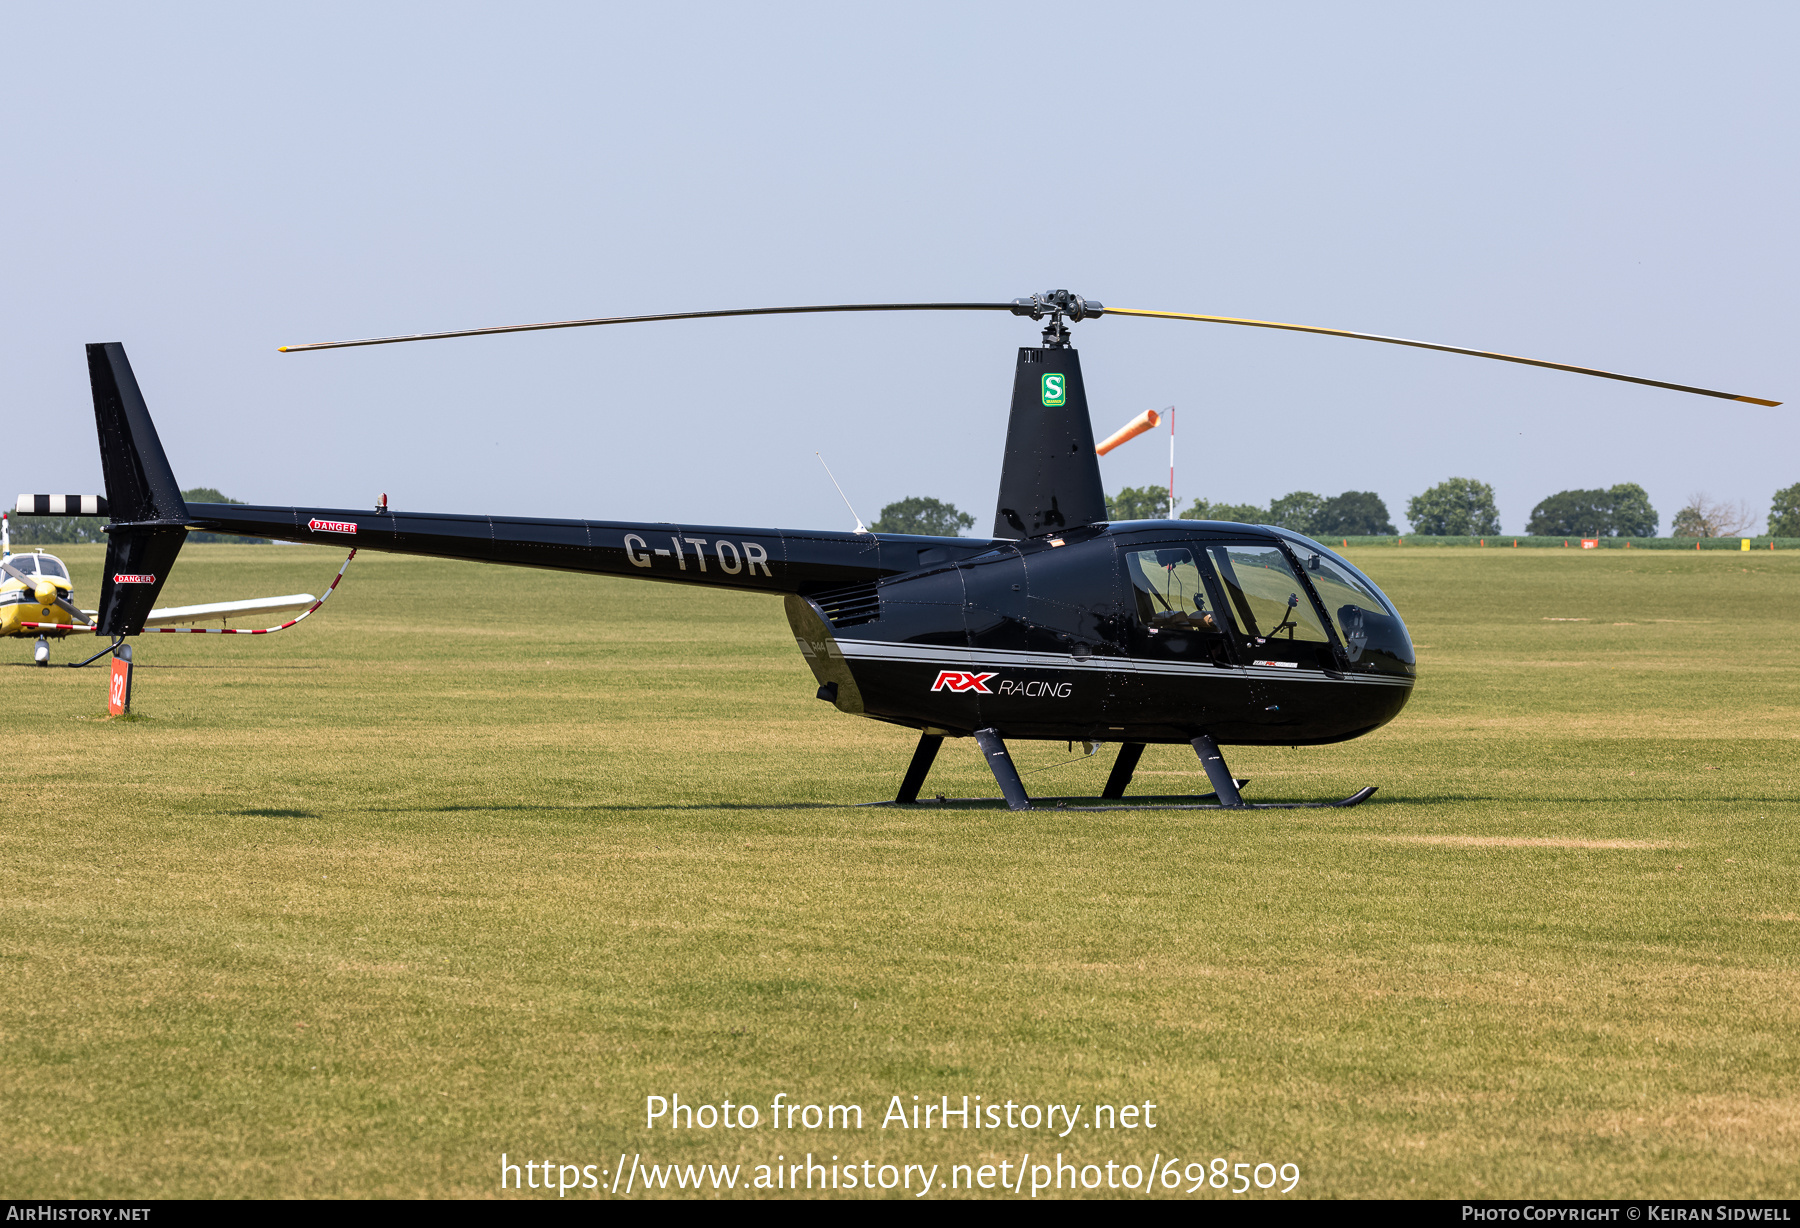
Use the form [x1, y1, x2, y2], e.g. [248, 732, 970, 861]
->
[814, 582, 881, 628]
[1019, 348, 1042, 364]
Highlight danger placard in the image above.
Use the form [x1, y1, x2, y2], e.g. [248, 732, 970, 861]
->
[308, 518, 358, 535]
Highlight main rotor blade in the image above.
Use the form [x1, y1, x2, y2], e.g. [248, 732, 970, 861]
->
[279, 302, 1020, 352]
[1106, 307, 1780, 406]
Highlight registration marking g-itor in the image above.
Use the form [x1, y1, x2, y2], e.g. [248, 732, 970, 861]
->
[624, 533, 771, 576]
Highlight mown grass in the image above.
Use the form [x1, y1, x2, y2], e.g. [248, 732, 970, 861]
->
[1, 544, 1795, 1199]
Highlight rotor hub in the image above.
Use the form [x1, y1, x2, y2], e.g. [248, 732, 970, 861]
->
[1010, 290, 1104, 348]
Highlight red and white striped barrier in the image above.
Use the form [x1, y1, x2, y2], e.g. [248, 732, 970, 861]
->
[24, 550, 357, 636]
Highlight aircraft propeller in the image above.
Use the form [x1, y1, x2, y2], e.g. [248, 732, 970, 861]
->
[279, 290, 1779, 406]
[1, 558, 91, 627]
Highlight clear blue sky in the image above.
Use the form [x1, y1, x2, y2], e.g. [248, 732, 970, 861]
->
[3, 3, 1793, 534]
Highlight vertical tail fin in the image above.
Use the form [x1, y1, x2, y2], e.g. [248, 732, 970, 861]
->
[991, 345, 1107, 538]
[90, 343, 187, 524]
[89, 343, 187, 635]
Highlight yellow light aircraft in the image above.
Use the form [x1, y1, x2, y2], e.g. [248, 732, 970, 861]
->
[3, 507, 317, 665]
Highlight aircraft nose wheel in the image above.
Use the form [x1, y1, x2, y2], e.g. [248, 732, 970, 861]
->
[33, 635, 49, 665]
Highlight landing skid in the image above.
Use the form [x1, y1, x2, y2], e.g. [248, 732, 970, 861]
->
[865, 788, 1376, 812]
[66, 638, 124, 668]
[882, 729, 1378, 812]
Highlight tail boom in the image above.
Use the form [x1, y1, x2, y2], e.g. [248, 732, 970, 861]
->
[184, 502, 996, 597]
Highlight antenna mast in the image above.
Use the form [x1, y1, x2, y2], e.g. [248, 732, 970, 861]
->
[815, 453, 869, 535]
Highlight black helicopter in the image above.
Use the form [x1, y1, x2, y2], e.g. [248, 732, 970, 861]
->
[78, 292, 1777, 809]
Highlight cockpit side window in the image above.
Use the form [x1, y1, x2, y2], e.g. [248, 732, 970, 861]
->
[1203, 544, 1330, 644]
[1192, 541, 1342, 671]
[1125, 548, 1226, 635]
[1122, 546, 1235, 664]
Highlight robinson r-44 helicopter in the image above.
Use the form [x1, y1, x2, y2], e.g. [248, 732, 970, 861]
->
[73, 292, 1776, 807]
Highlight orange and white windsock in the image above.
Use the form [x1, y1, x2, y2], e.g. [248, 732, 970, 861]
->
[1095, 408, 1161, 457]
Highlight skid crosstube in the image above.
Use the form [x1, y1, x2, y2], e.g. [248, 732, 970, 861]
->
[884, 726, 1375, 811]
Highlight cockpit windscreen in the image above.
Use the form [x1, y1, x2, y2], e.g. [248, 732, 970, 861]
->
[1275, 534, 1414, 672]
[12, 554, 68, 579]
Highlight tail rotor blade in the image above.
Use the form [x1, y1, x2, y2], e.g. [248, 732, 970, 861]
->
[1105, 307, 1780, 407]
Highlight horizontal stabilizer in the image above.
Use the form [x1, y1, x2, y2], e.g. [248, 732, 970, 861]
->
[16, 494, 109, 516]
[143, 594, 317, 628]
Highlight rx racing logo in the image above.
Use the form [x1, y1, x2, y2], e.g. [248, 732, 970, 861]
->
[1040, 373, 1066, 407]
[931, 670, 997, 694]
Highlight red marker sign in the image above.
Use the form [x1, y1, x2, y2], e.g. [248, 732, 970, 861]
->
[308, 518, 358, 534]
[108, 655, 132, 715]
[1581, 538, 1598, 549]
[112, 573, 156, 584]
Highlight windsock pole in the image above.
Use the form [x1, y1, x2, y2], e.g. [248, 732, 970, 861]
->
[1168, 407, 1175, 519]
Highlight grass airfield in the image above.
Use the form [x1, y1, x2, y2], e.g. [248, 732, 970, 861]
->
[1, 542, 1795, 1199]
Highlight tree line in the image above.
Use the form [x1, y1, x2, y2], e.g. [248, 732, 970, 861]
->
[866, 490, 1399, 537]
[1108, 479, 1800, 538]
[1404, 480, 1800, 537]
[15, 483, 1798, 544]
[869, 480, 1800, 538]
[1105, 487, 1398, 536]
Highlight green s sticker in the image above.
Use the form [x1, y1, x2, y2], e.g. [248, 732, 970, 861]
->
[1041, 373, 1066, 407]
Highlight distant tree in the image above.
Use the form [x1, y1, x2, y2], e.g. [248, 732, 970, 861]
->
[1607, 483, 1659, 537]
[1106, 485, 1172, 522]
[1526, 489, 1611, 537]
[1179, 497, 1268, 524]
[869, 496, 975, 536]
[181, 487, 268, 544]
[1526, 484, 1658, 536]
[1406, 478, 1501, 536]
[1768, 483, 1800, 537]
[1267, 491, 1325, 534]
[1671, 492, 1755, 538]
[1313, 491, 1396, 536]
